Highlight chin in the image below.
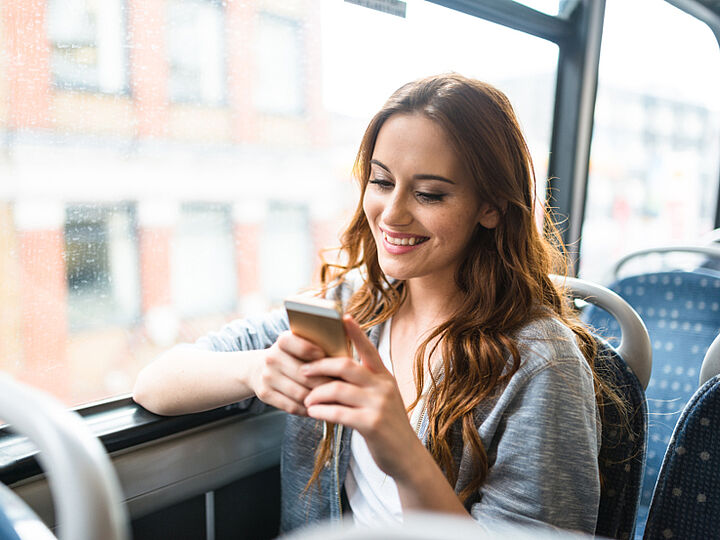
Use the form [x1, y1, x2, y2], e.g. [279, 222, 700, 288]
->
[377, 261, 418, 282]
[377, 262, 404, 281]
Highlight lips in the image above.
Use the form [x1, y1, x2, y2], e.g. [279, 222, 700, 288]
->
[383, 231, 428, 246]
[380, 229, 430, 254]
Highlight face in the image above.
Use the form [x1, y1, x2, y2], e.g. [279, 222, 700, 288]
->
[363, 113, 498, 284]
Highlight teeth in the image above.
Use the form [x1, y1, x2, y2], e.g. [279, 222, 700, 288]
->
[383, 232, 424, 246]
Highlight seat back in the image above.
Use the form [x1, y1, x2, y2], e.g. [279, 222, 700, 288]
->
[582, 270, 720, 538]
[553, 275, 650, 539]
[643, 375, 720, 539]
[593, 339, 648, 540]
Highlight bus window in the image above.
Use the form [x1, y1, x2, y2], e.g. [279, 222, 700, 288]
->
[0, 0, 558, 407]
[579, 0, 720, 282]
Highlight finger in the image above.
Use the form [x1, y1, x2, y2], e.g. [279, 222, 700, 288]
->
[265, 373, 313, 405]
[343, 315, 387, 374]
[304, 380, 368, 408]
[259, 389, 308, 416]
[300, 356, 372, 386]
[277, 331, 325, 362]
[306, 403, 362, 427]
[268, 346, 332, 388]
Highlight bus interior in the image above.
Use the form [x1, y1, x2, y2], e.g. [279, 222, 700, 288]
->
[1, 0, 720, 538]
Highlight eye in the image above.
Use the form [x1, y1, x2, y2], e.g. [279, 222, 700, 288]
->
[369, 178, 393, 190]
[416, 192, 446, 203]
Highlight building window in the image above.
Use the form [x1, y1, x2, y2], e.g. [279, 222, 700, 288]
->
[167, 0, 226, 105]
[261, 202, 312, 303]
[65, 204, 140, 330]
[254, 13, 304, 115]
[47, 0, 128, 94]
[171, 203, 236, 317]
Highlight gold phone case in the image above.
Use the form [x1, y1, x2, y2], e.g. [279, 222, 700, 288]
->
[284, 296, 350, 358]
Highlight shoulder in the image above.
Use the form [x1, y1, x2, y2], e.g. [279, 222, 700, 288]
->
[511, 315, 590, 379]
[485, 315, 596, 415]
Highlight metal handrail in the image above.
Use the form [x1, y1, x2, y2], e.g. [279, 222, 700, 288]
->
[611, 246, 720, 280]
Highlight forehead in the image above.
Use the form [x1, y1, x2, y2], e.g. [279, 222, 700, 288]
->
[372, 113, 468, 179]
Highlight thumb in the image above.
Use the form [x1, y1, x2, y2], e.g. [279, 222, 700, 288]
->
[343, 315, 387, 374]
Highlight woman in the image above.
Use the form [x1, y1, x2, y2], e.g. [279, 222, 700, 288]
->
[133, 74, 605, 534]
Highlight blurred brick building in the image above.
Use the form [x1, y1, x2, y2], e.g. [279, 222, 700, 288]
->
[0, 0, 352, 405]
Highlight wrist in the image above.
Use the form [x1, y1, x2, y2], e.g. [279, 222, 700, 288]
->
[233, 350, 266, 398]
[393, 434, 434, 486]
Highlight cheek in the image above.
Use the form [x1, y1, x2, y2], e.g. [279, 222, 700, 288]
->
[362, 190, 378, 224]
[434, 208, 479, 243]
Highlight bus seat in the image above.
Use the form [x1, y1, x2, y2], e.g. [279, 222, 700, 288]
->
[642, 375, 720, 540]
[581, 270, 720, 538]
[554, 275, 650, 540]
[0, 374, 129, 540]
[699, 332, 720, 386]
[592, 338, 648, 540]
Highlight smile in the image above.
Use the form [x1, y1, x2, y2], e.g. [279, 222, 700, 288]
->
[382, 231, 429, 246]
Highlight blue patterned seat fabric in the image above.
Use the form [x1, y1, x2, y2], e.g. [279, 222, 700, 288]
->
[593, 338, 648, 540]
[643, 374, 720, 539]
[582, 270, 720, 539]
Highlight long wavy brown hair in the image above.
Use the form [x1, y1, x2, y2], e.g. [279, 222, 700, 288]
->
[308, 73, 614, 501]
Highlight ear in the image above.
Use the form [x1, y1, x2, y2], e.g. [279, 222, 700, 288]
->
[477, 203, 500, 229]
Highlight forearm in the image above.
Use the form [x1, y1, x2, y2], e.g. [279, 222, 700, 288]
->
[133, 346, 264, 416]
[395, 438, 470, 517]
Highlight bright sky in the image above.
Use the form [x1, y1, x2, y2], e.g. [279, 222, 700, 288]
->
[321, 0, 720, 116]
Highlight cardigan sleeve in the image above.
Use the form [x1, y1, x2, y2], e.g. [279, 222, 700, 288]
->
[191, 309, 289, 352]
[187, 272, 361, 353]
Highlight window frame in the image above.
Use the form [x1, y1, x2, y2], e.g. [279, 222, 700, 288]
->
[47, 0, 131, 95]
[3, 0, 720, 496]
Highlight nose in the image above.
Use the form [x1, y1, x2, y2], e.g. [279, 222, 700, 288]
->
[382, 190, 413, 227]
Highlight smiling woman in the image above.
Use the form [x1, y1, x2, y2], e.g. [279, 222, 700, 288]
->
[363, 114, 499, 285]
[133, 73, 616, 535]
[3, 2, 720, 539]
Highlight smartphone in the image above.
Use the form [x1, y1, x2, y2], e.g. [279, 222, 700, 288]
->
[284, 295, 350, 358]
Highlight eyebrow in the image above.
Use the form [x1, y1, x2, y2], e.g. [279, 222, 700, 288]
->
[370, 159, 456, 185]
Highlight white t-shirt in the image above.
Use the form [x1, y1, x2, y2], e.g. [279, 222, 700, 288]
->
[344, 319, 425, 526]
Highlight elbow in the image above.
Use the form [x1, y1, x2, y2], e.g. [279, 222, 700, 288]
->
[132, 367, 172, 416]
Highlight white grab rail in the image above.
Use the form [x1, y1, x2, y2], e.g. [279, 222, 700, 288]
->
[552, 275, 653, 389]
[0, 374, 129, 540]
[700, 333, 720, 387]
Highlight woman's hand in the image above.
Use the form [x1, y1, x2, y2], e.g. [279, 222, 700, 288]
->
[249, 331, 332, 416]
[302, 315, 469, 517]
[301, 315, 423, 481]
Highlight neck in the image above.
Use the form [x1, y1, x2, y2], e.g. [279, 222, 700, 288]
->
[399, 274, 462, 329]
